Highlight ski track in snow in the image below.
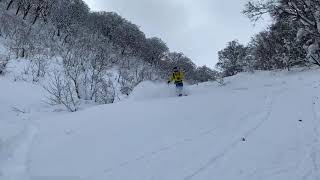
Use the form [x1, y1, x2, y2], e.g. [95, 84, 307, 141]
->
[183, 88, 288, 180]
[290, 81, 320, 180]
[310, 95, 320, 180]
[85, 86, 289, 180]
[84, 127, 219, 180]
[85, 92, 268, 179]
[0, 122, 38, 180]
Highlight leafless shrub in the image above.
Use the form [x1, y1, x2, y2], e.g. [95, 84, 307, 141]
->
[44, 71, 79, 112]
[30, 55, 49, 82]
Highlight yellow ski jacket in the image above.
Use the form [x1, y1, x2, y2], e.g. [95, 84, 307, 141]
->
[169, 71, 184, 84]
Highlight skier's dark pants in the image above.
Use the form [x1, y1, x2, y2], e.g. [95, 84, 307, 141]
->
[175, 82, 183, 87]
[175, 82, 183, 95]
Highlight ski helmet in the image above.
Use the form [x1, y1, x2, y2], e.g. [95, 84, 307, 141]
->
[173, 66, 178, 72]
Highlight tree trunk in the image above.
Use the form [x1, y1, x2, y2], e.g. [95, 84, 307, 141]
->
[32, 13, 40, 25]
[72, 78, 81, 99]
[6, 0, 14, 10]
[21, 48, 25, 58]
[32, 6, 41, 25]
[63, 34, 69, 43]
[311, 55, 320, 67]
[15, 5, 21, 15]
[23, 4, 31, 19]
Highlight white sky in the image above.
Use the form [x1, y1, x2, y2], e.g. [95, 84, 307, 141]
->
[83, 0, 269, 68]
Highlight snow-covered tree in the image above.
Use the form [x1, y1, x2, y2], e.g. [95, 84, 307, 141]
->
[217, 40, 247, 77]
[194, 66, 218, 82]
[142, 37, 169, 65]
[244, 0, 320, 66]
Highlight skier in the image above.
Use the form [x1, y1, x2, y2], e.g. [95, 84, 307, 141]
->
[168, 67, 184, 96]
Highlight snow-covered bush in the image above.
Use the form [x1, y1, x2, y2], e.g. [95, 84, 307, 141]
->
[94, 78, 116, 104]
[217, 74, 226, 86]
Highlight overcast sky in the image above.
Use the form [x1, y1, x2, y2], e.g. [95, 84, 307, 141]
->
[83, 0, 269, 68]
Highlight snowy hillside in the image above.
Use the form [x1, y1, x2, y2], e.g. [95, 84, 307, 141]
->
[2, 68, 320, 180]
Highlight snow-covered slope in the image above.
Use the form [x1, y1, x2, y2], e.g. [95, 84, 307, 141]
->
[2, 69, 320, 180]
